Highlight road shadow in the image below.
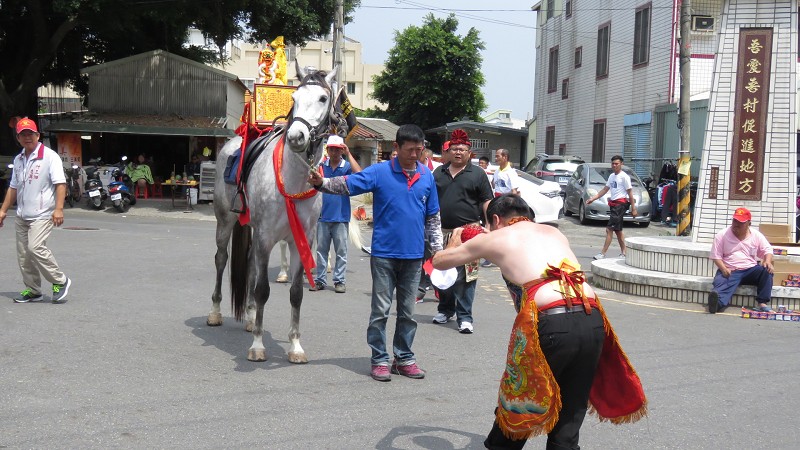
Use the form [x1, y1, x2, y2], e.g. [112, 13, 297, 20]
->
[185, 316, 370, 375]
[375, 425, 485, 450]
[186, 316, 291, 373]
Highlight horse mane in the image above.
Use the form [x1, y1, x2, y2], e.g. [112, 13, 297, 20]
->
[298, 69, 330, 89]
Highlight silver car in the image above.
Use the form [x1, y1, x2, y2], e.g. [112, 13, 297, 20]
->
[562, 163, 652, 226]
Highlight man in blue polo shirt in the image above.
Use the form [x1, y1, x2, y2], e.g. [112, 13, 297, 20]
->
[309, 124, 443, 382]
[309, 135, 362, 293]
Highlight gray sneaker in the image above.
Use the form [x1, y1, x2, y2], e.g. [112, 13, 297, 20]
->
[52, 277, 71, 304]
[432, 313, 454, 324]
[334, 283, 346, 293]
[14, 288, 43, 303]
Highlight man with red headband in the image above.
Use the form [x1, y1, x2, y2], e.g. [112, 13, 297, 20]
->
[0, 117, 72, 304]
[708, 207, 774, 313]
[431, 129, 493, 334]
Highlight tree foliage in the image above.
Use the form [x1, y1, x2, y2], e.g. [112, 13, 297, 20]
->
[0, 0, 358, 153]
[371, 14, 486, 131]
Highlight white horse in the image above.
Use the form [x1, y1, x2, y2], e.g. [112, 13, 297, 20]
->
[208, 64, 337, 362]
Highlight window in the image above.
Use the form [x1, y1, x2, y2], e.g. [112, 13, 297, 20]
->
[347, 82, 356, 95]
[548, 46, 559, 93]
[470, 138, 489, 149]
[575, 47, 582, 68]
[596, 24, 610, 78]
[566, 0, 573, 18]
[242, 78, 255, 92]
[633, 5, 651, 66]
[545, 126, 556, 155]
[547, 0, 554, 19]
[562, 79, 569, 99]
[592, 120, 606, 162]
[559, 144, 567, 156]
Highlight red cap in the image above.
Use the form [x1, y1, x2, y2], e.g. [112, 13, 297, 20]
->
[15, 117, 38, 134]
[732, 207, 751, 222]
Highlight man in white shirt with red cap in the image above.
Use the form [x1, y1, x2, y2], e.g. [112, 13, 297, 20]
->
[0, 117, 72, 304]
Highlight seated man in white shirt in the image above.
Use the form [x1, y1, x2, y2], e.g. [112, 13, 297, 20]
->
[708, 207, 774, 313]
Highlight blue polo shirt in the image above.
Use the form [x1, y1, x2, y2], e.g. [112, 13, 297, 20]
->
[319, 158, 352, 223]
[346, 158, 439, 259]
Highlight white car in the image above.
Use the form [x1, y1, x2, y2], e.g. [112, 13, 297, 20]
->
[514, 169, 563, 223]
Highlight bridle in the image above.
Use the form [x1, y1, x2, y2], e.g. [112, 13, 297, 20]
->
[286, 74, 337, 165]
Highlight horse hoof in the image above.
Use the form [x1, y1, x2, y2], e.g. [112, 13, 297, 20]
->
[288, 352, 308, 364]
[247, 349, 267, 361]
[276, 273, 289, 283]
[245, 321, 254, 332]
[206, 312, 223, 326]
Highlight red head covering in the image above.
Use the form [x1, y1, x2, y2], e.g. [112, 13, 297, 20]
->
[732, 207, 751, 222]
[449, 129, 471, 147]
[15, 117, 38, 134]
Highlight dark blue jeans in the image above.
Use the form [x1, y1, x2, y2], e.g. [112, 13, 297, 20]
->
[367, 256, 422, 365]
[712, 264, 773, 307]
[437, 265, 477, 324]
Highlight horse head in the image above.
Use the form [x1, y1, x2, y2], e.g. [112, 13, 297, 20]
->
[286, 61, 338, 160]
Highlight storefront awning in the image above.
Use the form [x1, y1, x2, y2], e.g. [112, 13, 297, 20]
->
[45, 113, 235, 137]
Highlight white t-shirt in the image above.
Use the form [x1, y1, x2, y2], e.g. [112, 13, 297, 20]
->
[9, 144, 67, 220]
[606, 171, 633, 201]
[493, 165, 518, 195]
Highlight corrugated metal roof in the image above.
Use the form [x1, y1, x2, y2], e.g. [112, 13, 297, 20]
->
[82, 49, 240, 81]
[45, 113, 233, 137]
[82, 50, 246, 117]
[356, 118, 400, 141]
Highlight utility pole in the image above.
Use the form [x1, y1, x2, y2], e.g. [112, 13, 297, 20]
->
[677, 0, 692, 236]
[331, 0, 344, 93]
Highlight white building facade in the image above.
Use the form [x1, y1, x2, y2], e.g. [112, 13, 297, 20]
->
[187, 30, 386, 111]
[531, 0, 724, 174]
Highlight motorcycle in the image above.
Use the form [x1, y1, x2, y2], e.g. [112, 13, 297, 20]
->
[107, 156, 136, 212]
[65, 163, 83, 208]
[1, 163, 13, 199]
[84, 158, 108, 210]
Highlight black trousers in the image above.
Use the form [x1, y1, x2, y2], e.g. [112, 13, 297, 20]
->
[484, 311, 605, 450]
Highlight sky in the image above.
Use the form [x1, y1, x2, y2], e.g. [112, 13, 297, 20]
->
[344, 0, 538, 121]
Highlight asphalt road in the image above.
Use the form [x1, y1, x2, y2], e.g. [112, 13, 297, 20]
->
[0, 202, 797, 449]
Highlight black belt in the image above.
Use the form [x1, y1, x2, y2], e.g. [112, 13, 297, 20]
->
[539, 305, 589, 315]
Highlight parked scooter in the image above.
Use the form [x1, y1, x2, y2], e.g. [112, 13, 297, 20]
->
[1, 163, 13, 200]
[107, 156, 136, 212]
[64, 163, 83, 208]
[84, 158, 108, 209]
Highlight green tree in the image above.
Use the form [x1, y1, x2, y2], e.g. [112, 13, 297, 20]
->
[0, 0, 358, 154]
[371, 14, 486, 131]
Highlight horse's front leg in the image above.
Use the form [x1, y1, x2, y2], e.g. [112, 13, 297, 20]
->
[287, 243, 308, 364]
[247, 243, 270, 362]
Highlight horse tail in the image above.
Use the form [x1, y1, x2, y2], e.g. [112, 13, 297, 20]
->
[230, 221, 252, 322]
[348, 219, 363, 253]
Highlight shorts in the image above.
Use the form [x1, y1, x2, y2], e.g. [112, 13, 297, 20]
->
[607, 202, 628, 231]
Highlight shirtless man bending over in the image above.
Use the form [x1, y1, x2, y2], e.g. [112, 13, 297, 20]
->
[433, 194, 646, 450]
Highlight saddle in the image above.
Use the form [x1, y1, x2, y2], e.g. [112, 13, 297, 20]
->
[229, 126, 284, 214]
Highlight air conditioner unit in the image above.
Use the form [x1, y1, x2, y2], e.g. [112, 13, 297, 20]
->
[692, 15, 715, 32]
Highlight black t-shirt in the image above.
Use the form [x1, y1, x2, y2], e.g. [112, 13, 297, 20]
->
[433, 162, 494, 229]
